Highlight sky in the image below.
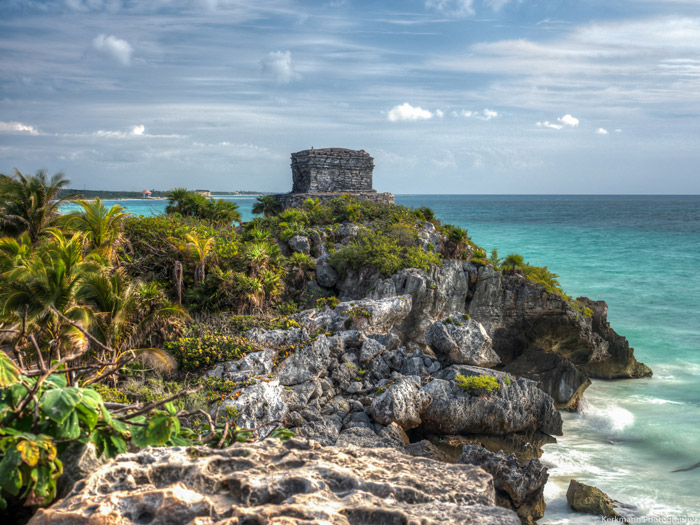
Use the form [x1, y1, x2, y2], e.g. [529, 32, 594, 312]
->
[1, 0, 700, 194]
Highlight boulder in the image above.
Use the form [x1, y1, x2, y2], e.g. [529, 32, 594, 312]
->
[288, 234, 311, 255]
[315, 254, 339, 288]
[459, 445, 549, 524]
[30, 439, 521, 525]
[426, 315, 501, 368]
[220, 380, 289, 437]
[333, 295, 413, 335]
[566, 479, 626, 521]
[502, 346, 591, 410]
[370, 376, 432, 430]
[276, 336, 333, 386]
[419, 366, 562, 437]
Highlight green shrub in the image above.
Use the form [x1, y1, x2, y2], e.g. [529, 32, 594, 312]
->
[166, 334, 263, 371]
[456, 374, 501, 396]
[329, 225, 440, 277]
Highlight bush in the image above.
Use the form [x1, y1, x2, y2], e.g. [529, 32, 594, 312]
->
[166, 334, 263, 371]
[456, 374, 501, 396]
[329, 224, 441, 277]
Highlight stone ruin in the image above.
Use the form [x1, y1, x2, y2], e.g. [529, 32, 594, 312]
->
[274, 148, 395, 208]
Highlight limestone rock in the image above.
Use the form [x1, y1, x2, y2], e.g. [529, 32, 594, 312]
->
[276, 336, 333, 386]
[288, 234, 311, 255]
[566, 479, 626, 521]
[315, 254, 338, 288]
[426, 315, 501, 368]
[420, 365, 562, 437]
[220, 381, 289, 437]
[502, 346, 591, 410]
[30, 438, 520, 525]
[370, 376, 432, 430]
[333, 295, 413, 335]
[459, 445, 549, 524]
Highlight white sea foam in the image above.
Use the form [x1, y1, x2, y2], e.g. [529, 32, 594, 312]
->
[579, 399, 635, 435]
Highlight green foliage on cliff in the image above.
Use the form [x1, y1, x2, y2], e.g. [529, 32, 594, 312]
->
[166, 188, 241, 225]
[456, 374, 501, 396]
[329, 224, 441, 277]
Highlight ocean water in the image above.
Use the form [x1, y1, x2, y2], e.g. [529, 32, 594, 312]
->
[65, 195, 700, 522]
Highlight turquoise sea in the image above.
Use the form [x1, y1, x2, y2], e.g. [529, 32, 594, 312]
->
[63, 195, 700, 522]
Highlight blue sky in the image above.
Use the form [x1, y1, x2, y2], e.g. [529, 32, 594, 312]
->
[1, 0, 700, 194]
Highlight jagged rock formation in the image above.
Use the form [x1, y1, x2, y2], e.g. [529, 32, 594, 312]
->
[459, 445, 549, 524]
[275, 148, 395, 208]
[30, 438, 520, 525]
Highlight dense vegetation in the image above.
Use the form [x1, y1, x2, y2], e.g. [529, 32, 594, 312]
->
[0, 169, 586, 515]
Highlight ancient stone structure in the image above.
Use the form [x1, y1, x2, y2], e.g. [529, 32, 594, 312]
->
[275, 148, 394, 208]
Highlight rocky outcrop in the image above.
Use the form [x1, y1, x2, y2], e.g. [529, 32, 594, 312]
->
[426, 315, 501, 368]
[420, 366, 562, 437]
[566, 479, 627, 522]
[469, 267, 651, 380]
[501, 347, 591, 410]
[459, 445, 549, 524]
[288, 234, 311, 255]
[369, 376, 432, 430]
[30, 438, 520, 525]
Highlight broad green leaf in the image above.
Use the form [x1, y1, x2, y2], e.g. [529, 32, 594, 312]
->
[144, 414, 174, 446]
[99, 404, 127, 434]
[164, 401, 176, 415]
[103, 434, 127, 458]
[0, 447, 23, 495]
[56, 411, 81, 440]
[9, 383, 29, 407]
[0, 353, 20, 387]
[40, 387, 83, 424]
[76, 402, 99, 431]
[80, 388, 102, 409]
[34, 464, 53, 499]
[44, 374, 68, 389]
[17, 440, 40, 467]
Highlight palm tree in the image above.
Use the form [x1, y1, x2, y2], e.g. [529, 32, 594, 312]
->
[0, 170, 72, 244]
[0, 229, 96, 361]
[63, 199, 129, 263]
[183, 233, 216, 285]
[205, 198, 241, 226]
[252, 195, 282, 217]
[77, 269, 185, 379]
[286, 252, 315, 288]
[503, 253, 524, 272]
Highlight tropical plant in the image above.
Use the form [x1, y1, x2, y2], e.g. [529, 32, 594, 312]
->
[0, 170, 72, 244]
[63, 199, 129, 263]
[182, 233, 216, 285]
[503, 253, 524, 271]
[0, 230, 96, 362]
[252, 195, 282, 217]
[76, 269, 186, 379]
[488, 248, 502, 269]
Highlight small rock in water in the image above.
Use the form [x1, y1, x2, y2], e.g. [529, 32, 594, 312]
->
[566, 479, 628, 522]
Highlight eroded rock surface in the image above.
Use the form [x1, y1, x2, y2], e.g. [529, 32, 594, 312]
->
[426, 315, 500, 368]
[566, 479, 627, 522]
[30, 438, 520, 525]
[459, 445, 549, 525]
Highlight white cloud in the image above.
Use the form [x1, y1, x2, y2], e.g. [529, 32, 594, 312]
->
[0, 121, 40, 135]
[94, 124, 162, 138]
[461, 110, 473, 117]
[482, 108, 498, 120]
[435, 109, 444, 118]
[261, 50, 298, 84]
[557, 114, 579, 127]
[92, 34, 133, 66]
[536, 121, 563, 130]
[425, 0, 475, 18]
[615, 128, 623, 133]
[387, 103, 433, 122]
[595, 127, 609, 135]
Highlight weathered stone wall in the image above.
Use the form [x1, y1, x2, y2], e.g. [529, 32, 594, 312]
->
[275, 191, 395, 208]
[291, 148, 374, 193]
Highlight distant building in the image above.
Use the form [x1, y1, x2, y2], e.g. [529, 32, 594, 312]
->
[195, 189, 212, 198]
[141, 189, 152, 199]
[274, 148, 394, 209]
